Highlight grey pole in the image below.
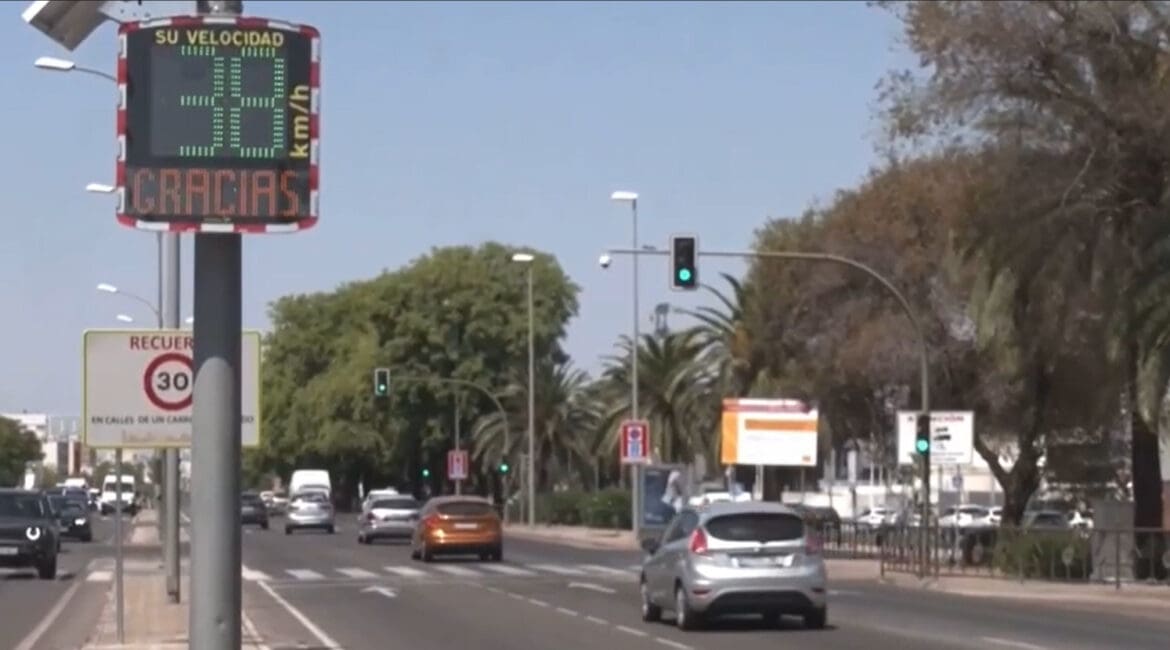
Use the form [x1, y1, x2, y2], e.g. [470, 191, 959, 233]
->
[161, 231, 181, 603]
[454, 399, 462, 495]
[190, 3, 244, 645]
[630, 201, 641, 541]
[113, 448, 124, 643]
[526, 266, 536, 526]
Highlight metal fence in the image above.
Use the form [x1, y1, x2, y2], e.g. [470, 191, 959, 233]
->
[866, 523, 1170, 587]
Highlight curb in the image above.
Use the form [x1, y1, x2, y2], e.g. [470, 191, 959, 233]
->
[505, 526, 638, 551]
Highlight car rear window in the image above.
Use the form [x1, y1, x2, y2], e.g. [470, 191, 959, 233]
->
[0, 494, 46, 518]
[436, 501, 494, 517]
[241, 494, 264, 504]
[705, 512, 804, 542]
[372, 498, 418, 510]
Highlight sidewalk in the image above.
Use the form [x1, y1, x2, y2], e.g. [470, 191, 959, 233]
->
[83, 511, 266, 649]
[505, 523, 638, 550]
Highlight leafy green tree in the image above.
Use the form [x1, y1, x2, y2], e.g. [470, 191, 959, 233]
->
[0, 416, 41, 487]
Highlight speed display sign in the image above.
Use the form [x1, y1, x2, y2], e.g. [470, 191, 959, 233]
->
[116, 16, 321, 233]
[83, 329, 262, 448]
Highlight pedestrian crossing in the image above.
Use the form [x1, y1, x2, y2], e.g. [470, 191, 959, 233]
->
[81, 560, 644, 584]
[250, 561, 643, 584]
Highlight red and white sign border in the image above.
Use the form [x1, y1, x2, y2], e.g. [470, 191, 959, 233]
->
[447, 449, 469, 481]
[620, 419, 651, 465]
[115, 15, 321, 234]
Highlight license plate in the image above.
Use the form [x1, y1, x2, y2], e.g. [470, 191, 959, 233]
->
[0, 547, 17, 556]
[453, 523, 478, 530]
[737, 556, 782, 568]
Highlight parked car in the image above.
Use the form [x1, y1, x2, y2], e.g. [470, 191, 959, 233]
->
[241, 492, 269, 530]
[0, 489, 60, 579]
[285, 491, 334, 535]
[639, 501, 827, 631]
[358, 495, 420, 544]
[410, 496, 502, 562]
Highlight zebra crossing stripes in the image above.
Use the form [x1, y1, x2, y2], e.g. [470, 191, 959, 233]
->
[286, 569, 324, 580]
[337, 567, 380, 579]
[576, 563, 630, 577]
[384, 565, 429, 578]
[478, 564, 537, 576]
[526, 563, 587, 576]
[432, 564, 482, 577]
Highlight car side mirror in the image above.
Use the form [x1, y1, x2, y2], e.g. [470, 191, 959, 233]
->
[640, 538, 660, 555]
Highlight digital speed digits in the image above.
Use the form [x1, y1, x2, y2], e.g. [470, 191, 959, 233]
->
[122, 23, 317, 226]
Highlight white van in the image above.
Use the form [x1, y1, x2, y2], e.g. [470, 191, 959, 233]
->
[100, 473, 138, 516]
[289, 469, 331, 498]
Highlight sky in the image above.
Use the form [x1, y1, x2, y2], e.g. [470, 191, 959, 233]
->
[1, 0, 912, 414]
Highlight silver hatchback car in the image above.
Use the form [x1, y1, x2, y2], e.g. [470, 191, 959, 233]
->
[284, 491, 335, 535]
[639, 501, 827, 630]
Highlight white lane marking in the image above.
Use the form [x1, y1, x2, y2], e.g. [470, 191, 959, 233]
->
[13, 562, 87, 650]
[87, 570, 113, 582]
[578, 563, 633, 577]
[384, 565, 428, 578]
[568, 581, 617, 594]
[529, 563, 587, 575]
[286, 569, 324, 580]
[242, 611, 273, 650]
[655, 638, 693, 650]
[433, 564, 483, 577]
[485, 586, 504, 594]
[337, 567, 379, 579]
[981, 637, 1049, 650]
[362, 586, 398, 599]
[555, 606, 579, 616]
[508, 592, 525, 600]
[242, 567, 271, 581]
[585, 615, 609, 625]
[828, 588, 862, 596]
[615, 624, 649, 637]
[626, 564, 642, 572]
[256, 578, 342, 649]
[479, 563, 537, 576]
[527, 598, 551, 608]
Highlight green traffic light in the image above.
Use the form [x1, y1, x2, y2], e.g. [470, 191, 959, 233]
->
[677, 268, 692, 282]
[499, 463, 509, 474]
[377, 383, 387, 392]
[421, 468, 430, 477]
[915, 439, 929, 454]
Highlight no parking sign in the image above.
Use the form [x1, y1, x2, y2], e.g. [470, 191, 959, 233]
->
[620, 420, 650, 465]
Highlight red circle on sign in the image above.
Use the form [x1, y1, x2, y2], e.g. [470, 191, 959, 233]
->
[143, 352, 194, 411]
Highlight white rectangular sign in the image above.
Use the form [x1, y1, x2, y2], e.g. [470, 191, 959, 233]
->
[83, 329, 261, 448]
[896, 410, 974, 466]
[721, 398, 818, 467]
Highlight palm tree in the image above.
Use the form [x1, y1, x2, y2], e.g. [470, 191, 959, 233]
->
[679, 273, 762, 398]
[601, 331, 716, 465]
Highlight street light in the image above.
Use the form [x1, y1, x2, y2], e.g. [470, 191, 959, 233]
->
[34, 56, 117, 82]
[609, 190, 641, 539]
[511, 252, 536, 526]
[116, 314, 134, 324]
[96, 282, 161, 327]
[86, 183, 115, 194]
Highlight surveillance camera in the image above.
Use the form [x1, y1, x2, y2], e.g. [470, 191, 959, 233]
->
[598, 254, 612, 269]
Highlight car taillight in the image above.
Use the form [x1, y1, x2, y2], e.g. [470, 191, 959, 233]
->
[688, 528, 709, 555]
[423, 514, 441, 528]
[805, 533, 822, 555]
[365, 513, 375, 522]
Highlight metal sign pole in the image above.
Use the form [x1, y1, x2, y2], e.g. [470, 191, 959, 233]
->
[113, 447, 124, 643]
[189, 6, 244, 649]
[162, 231, 181, 603]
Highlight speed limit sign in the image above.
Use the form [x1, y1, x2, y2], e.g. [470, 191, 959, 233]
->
[83, 329, 262, 449]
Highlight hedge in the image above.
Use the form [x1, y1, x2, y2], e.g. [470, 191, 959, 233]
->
[535, 489, 632, 529]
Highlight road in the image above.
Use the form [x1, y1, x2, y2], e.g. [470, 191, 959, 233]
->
[0, 511, 129, 650]
[238, 515, 1170, 650]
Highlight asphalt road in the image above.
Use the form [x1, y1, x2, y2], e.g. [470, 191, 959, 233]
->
[239, 516, 1170, 650]
[0, 511, 129, 650]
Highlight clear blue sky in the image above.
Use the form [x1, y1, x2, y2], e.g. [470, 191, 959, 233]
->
[2, 1, 909, 414]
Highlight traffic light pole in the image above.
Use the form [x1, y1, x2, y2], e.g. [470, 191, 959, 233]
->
[607, 245, 932, 575]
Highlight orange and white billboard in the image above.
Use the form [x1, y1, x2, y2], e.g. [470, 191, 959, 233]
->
[720, 398, 819, 467]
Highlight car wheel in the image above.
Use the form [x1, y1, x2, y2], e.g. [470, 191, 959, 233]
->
[284, 526, 292, 535]
[410, 547, 421, 560]
[358, 534, 367, 545]
[421, 544, 434, 563]
[37, 556, 57, 580]
[327, 525, 335, 534]
[674, 585, 700, 630]
[803, 606, 827, 630]
[492, 545, 503, 562]
[260, 521, 269, 530]
[640, 580, 661, 622]
[81, 532, 93, 543]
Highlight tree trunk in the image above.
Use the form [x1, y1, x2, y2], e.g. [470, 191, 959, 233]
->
[1131, 410, 1167, 579]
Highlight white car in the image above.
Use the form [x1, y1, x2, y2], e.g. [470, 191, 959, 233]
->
[855, 507, 891, 528]
[939, 505, 993, 529]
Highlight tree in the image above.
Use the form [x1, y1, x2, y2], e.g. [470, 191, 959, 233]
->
[878, 0, 1167, 568]
[257, 242, 580, 503]
[0, 416, 41, 487]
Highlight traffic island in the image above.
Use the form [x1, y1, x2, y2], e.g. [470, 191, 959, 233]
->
[504, 523, 639, 550]
[82, 573, 269, 649]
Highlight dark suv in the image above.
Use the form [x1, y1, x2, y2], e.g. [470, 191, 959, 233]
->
[0, 489, 60, 579]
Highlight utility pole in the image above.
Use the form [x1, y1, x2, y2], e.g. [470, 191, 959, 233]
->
[162, 231, 180, 603]
[454, 398, 462, 496]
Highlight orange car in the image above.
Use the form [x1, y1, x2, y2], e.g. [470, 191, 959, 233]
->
[411, 495, 503, 562]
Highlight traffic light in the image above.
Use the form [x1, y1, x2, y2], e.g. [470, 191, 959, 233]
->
[670, 234, 698, 290]
[498, 462, 509, 474]
[421, 467, 430, 478]
[915, 412, 931, 455]
[373, 367, 390, 397]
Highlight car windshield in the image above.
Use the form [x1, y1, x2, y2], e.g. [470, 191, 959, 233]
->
[436, 501, 494, 517]
[705, 512, 804, 542]
[0, 493, 47, 518]
[371, 498, 419, 510]
[293, 492, 328, 503]
[241, 494, 264, 505]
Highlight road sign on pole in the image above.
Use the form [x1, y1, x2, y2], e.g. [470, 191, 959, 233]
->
[447, 449, 469, 481]
[82, 329, 261, 448]
[620, 420, 650, 465]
